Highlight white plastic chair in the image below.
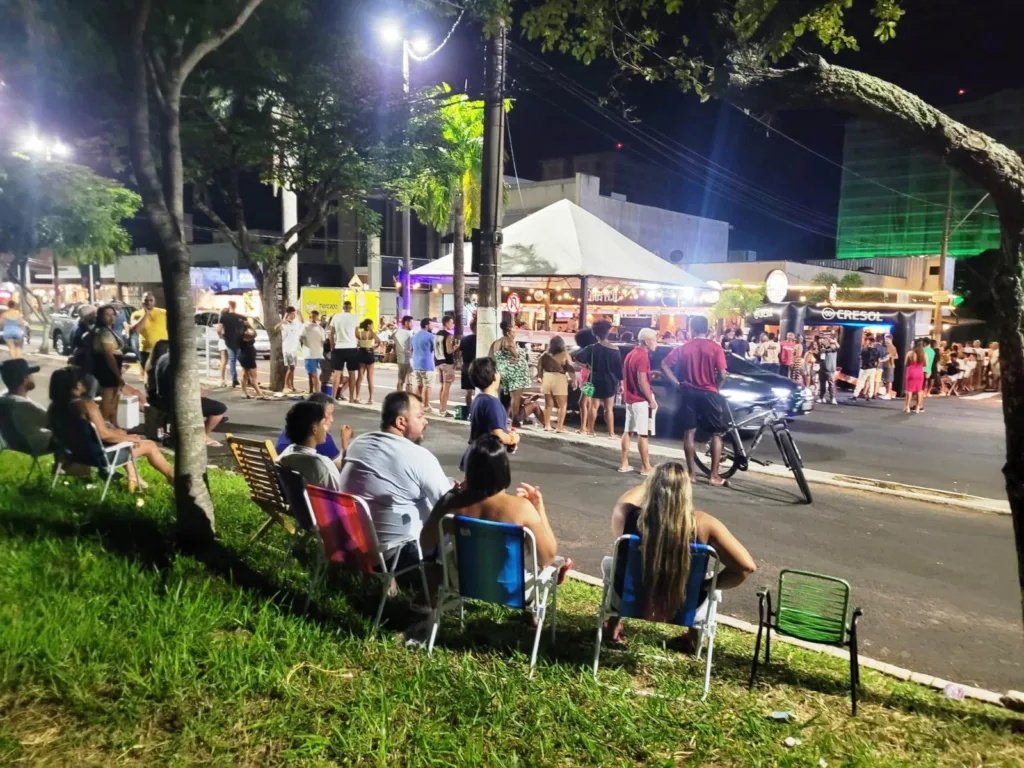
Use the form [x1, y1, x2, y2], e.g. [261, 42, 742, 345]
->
[51, 419, 136, 502]
[428, 513, 563, 676]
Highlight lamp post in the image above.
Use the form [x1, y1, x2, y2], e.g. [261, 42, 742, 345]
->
[378, 21, 429, 317]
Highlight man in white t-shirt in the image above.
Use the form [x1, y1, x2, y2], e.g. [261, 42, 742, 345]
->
[329, 301, 359, 403]
[276, 306, 305, 394]
[391, 315, 414, 392]
[339, 390, 451, 550]
[300, 310, 327, 394]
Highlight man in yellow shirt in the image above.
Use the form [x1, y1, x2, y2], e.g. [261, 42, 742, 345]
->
[130, 293, 168, 381]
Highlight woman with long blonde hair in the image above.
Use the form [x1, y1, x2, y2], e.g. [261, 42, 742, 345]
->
[605, 462, 756, 647]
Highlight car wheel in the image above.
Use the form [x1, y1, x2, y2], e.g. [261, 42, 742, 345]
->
[53, 332, 66, 356]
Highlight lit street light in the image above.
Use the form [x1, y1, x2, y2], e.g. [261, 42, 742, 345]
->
[16, 130, 72, 161]
[376, 20, 431, 316]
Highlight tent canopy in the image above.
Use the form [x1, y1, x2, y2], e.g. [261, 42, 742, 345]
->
[411, 199, 707, 288]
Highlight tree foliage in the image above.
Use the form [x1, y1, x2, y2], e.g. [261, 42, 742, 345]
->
[807, 270, 865, 304]
[709, 279, 765, 322]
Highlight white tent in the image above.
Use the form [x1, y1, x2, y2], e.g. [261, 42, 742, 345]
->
[411, 199, 707, 288]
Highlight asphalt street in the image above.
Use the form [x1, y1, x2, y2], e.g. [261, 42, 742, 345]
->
[8, 354, 1022, 690]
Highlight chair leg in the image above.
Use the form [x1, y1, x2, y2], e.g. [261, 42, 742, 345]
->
[23, 456, 40, 486]
[701, 604, 718, 701]
[549, 579, 558, 642]
[373, 576, 393, 631]
[100, 467, 116, 502]
[247, 517, 276, 545]
[749, 593, 767, 690]
[427, 588, 447, 655]
[528, 587, 549, 678]
[850, 620, 861, 716]
[416, 560, 431, 610]
[593, 608, 605, 681]
[51, 459, 64, 491]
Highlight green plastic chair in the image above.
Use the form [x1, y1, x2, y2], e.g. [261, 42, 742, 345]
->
[748, 569, 864, 715]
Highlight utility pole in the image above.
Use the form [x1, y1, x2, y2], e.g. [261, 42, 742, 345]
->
[401, 40, 413, 317]
[932, 169, 954, 342]
[475, 19, 507, 357]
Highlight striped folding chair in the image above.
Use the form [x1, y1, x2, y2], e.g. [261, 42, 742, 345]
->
[427, 514, 564, 676]
[50, 418, 137, 502]
[305, 485, 430, 630]
[593, 535, 722, 700]
[749, 569, 863, 715]
[225, 435, 295, 544]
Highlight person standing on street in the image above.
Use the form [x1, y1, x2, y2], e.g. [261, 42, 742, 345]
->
[574, 319, 624, 439]
[329, 301, 359, 403]
[276, 306, 304, 394]
[3, 299, 27, 359]
[217, 300, 245, 388]
[458, 319, 478, 409]
[411, 318, 436, 411]
[727, 331, 750, 359]
[903, 339, 927, 414]
[434, 315, 457, 416]
[817, 333, 839, 404]
[300, 310, 326, 394]
[354, 318, 379, 404]
[779, 332, 797, 379]
[660, 316, 730, 488]
[849, 332, 881, 402]
[759, 333, 781, 373]
[923, 337, 938, 397]
[129, 295, 168, 383]
[392, 315, 413, 393]
[881, 333, 898, 399]
[619, 328, 658, 475]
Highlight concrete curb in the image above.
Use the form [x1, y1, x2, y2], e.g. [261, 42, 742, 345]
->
[565, 569, 1007, 708]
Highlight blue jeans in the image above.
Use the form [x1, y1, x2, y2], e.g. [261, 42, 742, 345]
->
[226, 347, 239, 384]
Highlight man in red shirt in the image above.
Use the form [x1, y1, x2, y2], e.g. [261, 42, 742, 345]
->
[619, 327, 658, 474]
[660, 315, 730, 486]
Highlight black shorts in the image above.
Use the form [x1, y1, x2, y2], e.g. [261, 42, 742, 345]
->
[201, 397, 227, 418]
[139, 351, 150, 371]
[357, 348, 375, 366]
[331, 348, 360, 372]
[461, 368, 473, 391]
[679, 388, 730, 434]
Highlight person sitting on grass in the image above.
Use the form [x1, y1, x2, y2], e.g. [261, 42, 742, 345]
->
[605, 461, 756, 649]
[461, 356, 519, 470]
[47, 366, 174, 493]
[277, 400, 343, 491]
[149, 340, 228, 447]
[274, 392, 352, 470]
[421, 434, 559, 571]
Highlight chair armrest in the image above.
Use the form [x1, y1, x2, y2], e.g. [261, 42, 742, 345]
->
[105, 441, 135, 454]
[851, 606, 864, 626]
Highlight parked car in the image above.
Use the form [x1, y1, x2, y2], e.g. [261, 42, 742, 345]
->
[194, 310, 270, 359]
[50, 302, 137, 360]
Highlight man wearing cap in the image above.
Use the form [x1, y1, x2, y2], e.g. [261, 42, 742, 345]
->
[0, 359, 51, 455]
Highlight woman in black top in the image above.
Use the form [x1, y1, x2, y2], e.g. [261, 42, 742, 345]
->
[238, 319, 264, 399]
[575, 320, 623, 438]
[91, 304, 125, 425]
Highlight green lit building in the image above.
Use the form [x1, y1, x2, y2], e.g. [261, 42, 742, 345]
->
[835, 89, 1024, 260]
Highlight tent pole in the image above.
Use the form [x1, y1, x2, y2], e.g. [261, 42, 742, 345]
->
[579, 276, 588, 332]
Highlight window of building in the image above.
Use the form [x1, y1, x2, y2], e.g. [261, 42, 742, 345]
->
[928, 265, 940, 276]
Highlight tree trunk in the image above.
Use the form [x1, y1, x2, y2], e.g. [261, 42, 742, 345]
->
[995, 213, 1024, 626]
[452, 190, 466, 337]
[262, 259, 286, 392]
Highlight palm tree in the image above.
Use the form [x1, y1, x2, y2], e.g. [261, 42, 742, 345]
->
[709, 279, 766, 323]
[404, 85, 484, 336]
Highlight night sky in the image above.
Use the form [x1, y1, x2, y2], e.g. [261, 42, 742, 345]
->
[405, 0, 1024, 262]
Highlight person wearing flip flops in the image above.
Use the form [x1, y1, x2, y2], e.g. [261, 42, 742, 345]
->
[619, 328, 658, 475]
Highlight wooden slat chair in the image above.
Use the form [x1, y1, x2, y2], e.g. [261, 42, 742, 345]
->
[749, 569, 864, 715]
[225, 434, 296, 544]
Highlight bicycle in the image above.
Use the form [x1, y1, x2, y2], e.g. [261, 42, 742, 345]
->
[693, 398, 812, 504]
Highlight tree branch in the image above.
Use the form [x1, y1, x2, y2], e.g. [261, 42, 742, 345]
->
[145, 50, 171, 116]
[717, 55, 1024, 213]
[178, 0, 266, 83]
[194, 197, 245, 256]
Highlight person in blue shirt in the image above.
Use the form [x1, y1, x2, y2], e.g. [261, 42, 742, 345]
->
[411, 318, 437, 410]
[461, 356, 520, 470]
[274, 392, 352, 469]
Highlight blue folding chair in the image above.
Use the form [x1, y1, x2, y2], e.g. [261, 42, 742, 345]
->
[427, 514, 564, 676]
[593, 536, 722, 700]
[50, 418, 136, 502]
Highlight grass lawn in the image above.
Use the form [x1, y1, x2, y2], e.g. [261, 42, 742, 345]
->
[0, 455, 1021, 766]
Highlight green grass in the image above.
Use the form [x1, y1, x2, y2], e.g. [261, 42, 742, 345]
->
[0, 456, 1021, 766]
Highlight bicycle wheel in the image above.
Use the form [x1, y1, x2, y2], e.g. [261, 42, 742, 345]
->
[693, 430, 743, 479]
[778, 429, 812, 504]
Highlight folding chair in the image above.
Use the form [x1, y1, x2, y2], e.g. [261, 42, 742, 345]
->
[593, 536, 721, 700]
[50, 419, 136, 502]
[225, 434, 295, 544]
[305, 485, 431, 630]
[749, 569, 864, 715]
[428, 514, 563, 676]
[0, 404, 47, 486]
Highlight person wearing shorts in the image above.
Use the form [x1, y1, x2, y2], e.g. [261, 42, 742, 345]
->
[410, 318, 436, 410]
[434, 315, 457, 416]
[661, 315, 730, 487]
[458, 319, 477, 409]
[329, 301, 359, 402]
[619, 328, 658, 475]
[278, 306, 304, 394]
[392, 315, 413, 393]
[301, 311, 326, 394]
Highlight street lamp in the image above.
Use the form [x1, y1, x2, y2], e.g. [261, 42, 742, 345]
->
[17, 130, 72, 161]
[376, 20, 431, 316]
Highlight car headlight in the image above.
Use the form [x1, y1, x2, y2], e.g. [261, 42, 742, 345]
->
[721, 389, 758, 404]
[771, 387, 791, 400]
